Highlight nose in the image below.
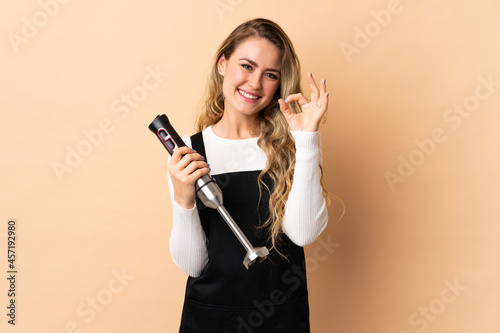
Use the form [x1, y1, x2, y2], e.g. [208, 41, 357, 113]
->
[248, 72, 262, 90]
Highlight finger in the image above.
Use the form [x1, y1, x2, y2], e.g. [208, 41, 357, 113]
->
[170, 160, 209, 187]
[170, 150, 204, 175]
[320, 78, 327, 97]
[278, 99, 293, 118]
[170, 146, 195, 163]
[178, 162, 210, 182]
[321, 92, 330, 112]
[284, 93, 309, 106]
[190, 166, 211, 180]
[307, 72, 320, 103]
[177, 152, 206, 170]
[316, 92, 330, 121]
[315, 80, 328, 109]
[183, 160, 210, 176]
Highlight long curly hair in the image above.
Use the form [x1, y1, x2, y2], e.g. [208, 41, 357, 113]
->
[196, 18, 335, 252]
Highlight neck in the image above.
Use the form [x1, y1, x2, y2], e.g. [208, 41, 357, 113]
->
[212, 113, 261, 139]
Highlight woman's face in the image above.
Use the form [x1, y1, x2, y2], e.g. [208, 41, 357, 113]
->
[218, 37, 282, 120]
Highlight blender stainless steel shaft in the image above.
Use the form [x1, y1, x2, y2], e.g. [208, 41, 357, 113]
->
[148, 114, 269, 269]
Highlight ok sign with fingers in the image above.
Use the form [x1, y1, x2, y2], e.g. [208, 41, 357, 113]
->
[278, 73, 329, 132]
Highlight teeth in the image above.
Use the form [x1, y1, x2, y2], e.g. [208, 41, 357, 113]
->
[239, 89, 259, 100]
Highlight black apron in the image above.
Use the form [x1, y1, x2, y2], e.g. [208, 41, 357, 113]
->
[179, 132, 310, 333]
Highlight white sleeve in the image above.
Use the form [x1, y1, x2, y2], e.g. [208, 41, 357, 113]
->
[282, 131, 328, 247]
[167, 135, 208, 277]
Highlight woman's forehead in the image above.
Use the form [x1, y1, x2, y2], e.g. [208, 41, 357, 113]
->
[231, 37, 282, 69]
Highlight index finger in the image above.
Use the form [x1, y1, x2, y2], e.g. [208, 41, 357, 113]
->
[170, 146, 195, 163]
[307, 73, 320, 103]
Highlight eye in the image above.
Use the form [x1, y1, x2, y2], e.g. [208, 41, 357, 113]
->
[266, 73, 279, 80]
[241, 64, 252, 70]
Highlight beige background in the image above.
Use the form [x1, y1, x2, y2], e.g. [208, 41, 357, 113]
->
[1, 0, 499, 332]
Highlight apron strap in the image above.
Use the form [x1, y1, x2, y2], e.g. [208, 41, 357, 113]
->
[190, 132, 207, 164]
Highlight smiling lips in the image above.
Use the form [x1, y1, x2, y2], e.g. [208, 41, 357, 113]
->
[238, 89, 261, 102]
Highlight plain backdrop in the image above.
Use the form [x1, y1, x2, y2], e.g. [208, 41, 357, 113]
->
[1, 0, 499, 332]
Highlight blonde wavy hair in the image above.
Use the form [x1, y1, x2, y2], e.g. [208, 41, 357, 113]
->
[196, 18, 339, 253]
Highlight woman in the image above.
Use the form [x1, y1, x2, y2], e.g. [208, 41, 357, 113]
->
[167, 18, 331, 332]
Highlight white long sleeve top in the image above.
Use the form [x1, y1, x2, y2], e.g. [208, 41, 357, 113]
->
[167, 126, 328, 277]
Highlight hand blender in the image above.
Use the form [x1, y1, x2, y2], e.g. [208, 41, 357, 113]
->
[148, 114, 269, 269]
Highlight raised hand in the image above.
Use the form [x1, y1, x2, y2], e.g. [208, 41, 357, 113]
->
[278, 73, 329, 132]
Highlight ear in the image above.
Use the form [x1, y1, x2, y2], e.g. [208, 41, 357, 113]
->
[217, 54, 226, 76]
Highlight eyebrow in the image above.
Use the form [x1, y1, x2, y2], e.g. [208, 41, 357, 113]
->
[239, 58, 281, 75]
